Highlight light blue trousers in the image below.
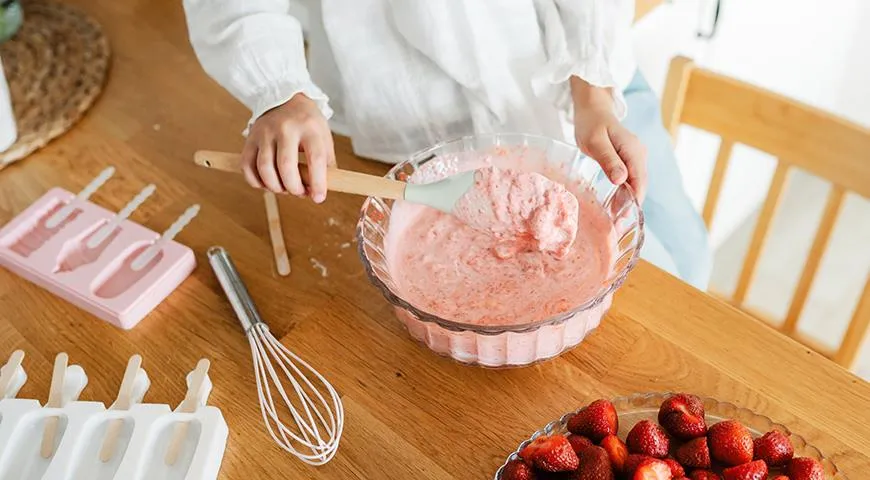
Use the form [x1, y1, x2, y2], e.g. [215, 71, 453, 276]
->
[622, 72, 712, 290]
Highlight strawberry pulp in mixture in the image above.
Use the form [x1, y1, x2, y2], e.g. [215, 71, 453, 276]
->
[452, 166, 580, 258]
[384, 149, 616, 327]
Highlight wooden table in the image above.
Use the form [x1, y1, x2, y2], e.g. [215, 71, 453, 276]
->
[0, 0, 868, 478]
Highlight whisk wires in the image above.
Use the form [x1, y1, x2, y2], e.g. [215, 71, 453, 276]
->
[250, 323, 344, 466]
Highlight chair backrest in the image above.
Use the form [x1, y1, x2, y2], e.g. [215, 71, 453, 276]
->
[661, 56, 870, 369]
[635, 0, 665, 21]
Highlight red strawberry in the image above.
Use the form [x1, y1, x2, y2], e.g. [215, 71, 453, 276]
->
[722, 460, 768, 480]
[770, 477, 790, 480]
[675, 437, 711, 469]
[577, 446, 615, 480]
[533, 472, 578, 480]
[689, 472, 721, 480]
[624, 454, 653, 476]
[662, 458, 685, 477]
[632, 458, 672, 479]
[787, 457, 825, 480]
[599, 435, 628, 473]
[707, 420, 754, 466]
[627, 420, 670, 458]
[658, 393, 707, 440]
[520, 435, 580, 472]
[567, 399, 619, 442]
[502, 459, 538, 480]
[753, 431, 794, 467]
[568, 434, 595, 455]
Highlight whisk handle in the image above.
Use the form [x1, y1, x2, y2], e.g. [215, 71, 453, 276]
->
[207, 247, 265, 332]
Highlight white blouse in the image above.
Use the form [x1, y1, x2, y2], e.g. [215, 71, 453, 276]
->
[183, 0, 637, 163]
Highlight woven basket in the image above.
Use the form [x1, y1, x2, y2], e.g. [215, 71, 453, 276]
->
[0, 0, 110, 168]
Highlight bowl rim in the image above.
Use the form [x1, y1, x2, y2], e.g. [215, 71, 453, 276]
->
[355, 132, 645, 335]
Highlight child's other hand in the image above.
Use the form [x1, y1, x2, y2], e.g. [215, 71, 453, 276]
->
[243, 93, 335, 203]
[570, 77, 647, 203]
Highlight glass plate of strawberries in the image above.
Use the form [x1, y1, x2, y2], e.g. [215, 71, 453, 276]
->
[495, 392, 844, 480]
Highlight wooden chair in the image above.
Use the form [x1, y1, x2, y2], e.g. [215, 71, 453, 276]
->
[660, 56, 870, 369]
[636, 0, 666, 21]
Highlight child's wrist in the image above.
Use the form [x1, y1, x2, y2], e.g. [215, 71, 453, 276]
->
[569, 76, 613, 112]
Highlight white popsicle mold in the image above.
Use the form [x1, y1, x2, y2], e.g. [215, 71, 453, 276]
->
[60, 365, 88, 405]
[0, 358, 227, 480]
[0, 351, 26, 400]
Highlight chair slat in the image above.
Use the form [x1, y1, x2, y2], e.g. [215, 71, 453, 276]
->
[702, 139, 734, 227]
[834, 276, 870, 368]
[733, 162, 790, 304]
[661, 57, 695, 141]
[635, 0, 666, 21]
[782, 186, 846, 334]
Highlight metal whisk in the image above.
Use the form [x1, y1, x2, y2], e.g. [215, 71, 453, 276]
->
[207, 246, 344, 465]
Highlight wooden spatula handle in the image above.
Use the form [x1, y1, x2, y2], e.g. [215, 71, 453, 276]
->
[194, 150, 406, 200]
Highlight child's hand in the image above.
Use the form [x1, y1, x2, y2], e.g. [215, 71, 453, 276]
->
[242, 93, 335, 203]
[570, 77, 648, 202]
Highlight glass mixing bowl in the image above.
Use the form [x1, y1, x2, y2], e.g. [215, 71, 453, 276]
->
[356, 133, 644, 367]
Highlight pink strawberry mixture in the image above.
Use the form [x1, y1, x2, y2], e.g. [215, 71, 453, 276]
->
[500, 393, 825, 480]
[385, 150, 616, 326]
[452, 166, 580, 258]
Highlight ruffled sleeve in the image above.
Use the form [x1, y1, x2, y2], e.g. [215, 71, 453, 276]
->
[532, 0, 627, 121]
[182, 0, 333, 134]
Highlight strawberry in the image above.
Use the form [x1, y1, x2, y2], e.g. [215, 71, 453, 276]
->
[658, 393, 707, 440]
[770, 477, 790, 480]
[689, 472, 721, 480]
[707, 420, 754, 466]
[533, 473, 576, 480]
[536, 472, 582, 480]
[624, 454, 653, 476]
[674, 437, 711, 469]
[567, 399, 619, 442]
[722, 460, 768, 480]
[502, 459, 538, 480]
[753, 431, 794, 467]
[787, 457, 825, 480]
[627, 420, 670, 458]
[599, 435, 628, 473]
[577, 446, 615, 480]
[568, 434, 595, 455]
[632, 458, 672, 479]
[662, 458, 685, 477]
[520, 435, 580, 472]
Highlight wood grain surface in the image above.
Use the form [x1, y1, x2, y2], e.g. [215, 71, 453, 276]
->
[0, 1, 867, 479]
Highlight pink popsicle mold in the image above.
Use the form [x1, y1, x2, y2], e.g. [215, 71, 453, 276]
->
[0, 188, 196, 329]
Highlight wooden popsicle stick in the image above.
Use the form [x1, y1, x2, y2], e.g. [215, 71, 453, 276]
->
[87, 185, 156, 249]
[0, 350, 24, 397]
[99, 355, 143, 462]
[164, 359, 210, 466]
[193, 150, 407, 200]
[264, 192, 291, 276]
[45, 167, 116, 229]
[41, 353, 69, 458]
[130, 204, 201, 271]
